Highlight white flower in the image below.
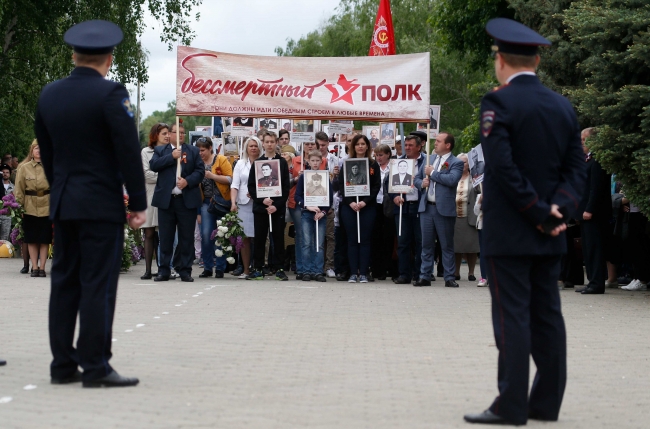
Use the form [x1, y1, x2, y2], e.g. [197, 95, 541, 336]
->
[225, 233, 230, 238]
[226, 257, 235, 264]
[226, 246, 232, 251]
[216, 220, 223, 226]
[216, 231, 225, 237]
[219, 226, 228, 232]
[215, 249, 223, 257]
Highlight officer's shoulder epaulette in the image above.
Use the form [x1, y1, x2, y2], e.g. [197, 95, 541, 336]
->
[491, 83, 510, 92]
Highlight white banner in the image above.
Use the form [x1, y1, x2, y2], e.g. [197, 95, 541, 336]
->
[176, 47, 430, 122]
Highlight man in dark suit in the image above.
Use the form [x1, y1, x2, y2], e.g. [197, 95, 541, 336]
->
[391, 160, 412, 186]
[463, 19, 586, 425]
[575, 127, 611, 295]
[34, 20, 147, 388]
[257, 163, 279, 187]
[414, 132, 463, 287]
[151, 122, 204, 282]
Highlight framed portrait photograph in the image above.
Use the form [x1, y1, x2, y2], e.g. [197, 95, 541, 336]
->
[280, 119, 293, 132]
[257, 118, 278, 131]
[254, 159, 282, 198]
[416, 105, 441, 138]
[189, 130, 210, 146]
[343, 158, 370, 197]
[221, 132, 239, 157]
[304, 170, 330, 207]
[388, 158, 416, 194]
[380, 123, 396, 147]
[362, 125, 380, 148]
[468, 144, 485, 187]
[292, 120, 315, 132]
[231, 117, 255, 137]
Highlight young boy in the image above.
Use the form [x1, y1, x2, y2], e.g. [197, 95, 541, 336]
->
[247, 131, 291, 280]
[294, 150, 333, 282]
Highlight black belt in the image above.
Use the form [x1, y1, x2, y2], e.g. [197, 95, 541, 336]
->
[171, 193, 183, 198]
[25, 190, 50, 197]
[427, 201, 436, 205]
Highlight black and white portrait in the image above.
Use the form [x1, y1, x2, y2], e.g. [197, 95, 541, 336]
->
[388, 158, 415, 194]
[343, 158, 370, 197]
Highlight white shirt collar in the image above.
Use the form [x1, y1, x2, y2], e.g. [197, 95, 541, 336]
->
[506, 71, 536, 84]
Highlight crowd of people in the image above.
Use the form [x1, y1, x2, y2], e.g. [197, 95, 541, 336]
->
[2, 124, 648, 292]
[0, 127, 636, 289]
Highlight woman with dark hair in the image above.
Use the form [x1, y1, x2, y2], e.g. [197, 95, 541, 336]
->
[371, 144, 396, 280]
[335, 134, 381, 283]
[140, 123, 169, 279]
[14, 140, 51, 277]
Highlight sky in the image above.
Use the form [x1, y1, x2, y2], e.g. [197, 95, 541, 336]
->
[129, 0, 343, 119]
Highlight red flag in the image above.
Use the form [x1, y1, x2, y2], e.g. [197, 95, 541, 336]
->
[368, 0, 396, 56]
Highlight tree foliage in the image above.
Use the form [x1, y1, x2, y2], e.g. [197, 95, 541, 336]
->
[275, 0, 492, 153]
[0, 0, 201, 158]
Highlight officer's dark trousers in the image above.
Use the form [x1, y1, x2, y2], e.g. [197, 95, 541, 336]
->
[394, 203, 421, 281]
[158, 195, 196, 278]
[580, 219, 607, 291]
[49, 220, 123, 381]
[486, 255, 567, 425]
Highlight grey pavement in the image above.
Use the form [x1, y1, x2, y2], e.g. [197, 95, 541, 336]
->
[1, 257, 649, 428]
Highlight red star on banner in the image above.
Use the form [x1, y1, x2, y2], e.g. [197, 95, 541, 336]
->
[324, 74, 360, 104]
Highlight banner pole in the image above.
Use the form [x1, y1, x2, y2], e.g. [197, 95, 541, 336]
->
[316, 218, 319, 252]
[356, 196, 360, 244]
[398, 193, 403, 236]
[176, 116, 181, 179]
[269, 214, 273, 233]
[423, 123, 431, 191]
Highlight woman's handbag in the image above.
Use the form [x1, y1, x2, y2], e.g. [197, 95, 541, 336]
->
[208, 191, 231, 215]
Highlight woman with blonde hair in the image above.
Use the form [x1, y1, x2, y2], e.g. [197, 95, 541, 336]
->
[14, 140, 51, 277]
[230, 136, 260, 278]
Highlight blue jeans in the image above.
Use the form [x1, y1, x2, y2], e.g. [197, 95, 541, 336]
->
[340, 204, 376, 276]
[301, 210, 327, 275]
[201, 202, 226, 272]
[289, 206, 305, 274]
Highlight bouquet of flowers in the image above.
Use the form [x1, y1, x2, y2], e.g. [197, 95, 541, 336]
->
[211, 211, 246, 265]
[1, 194, 25, 246]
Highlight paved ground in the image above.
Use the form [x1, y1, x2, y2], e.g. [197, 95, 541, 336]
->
[1, 257, 648, 428]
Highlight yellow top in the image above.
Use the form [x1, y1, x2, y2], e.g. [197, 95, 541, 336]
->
[14, 160, 50, 217]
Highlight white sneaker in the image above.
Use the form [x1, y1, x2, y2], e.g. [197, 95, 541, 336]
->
[237, 273, 247, 279]
[622, 280, 647, 291]
[326, 269, 336, 278]
[170, 270, 178, 279]
[620, 279, 639, 290]
[478, 278, 488, 287]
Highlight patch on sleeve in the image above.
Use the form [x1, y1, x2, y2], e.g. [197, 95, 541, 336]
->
[481, 110, 495, 138]
[122, 97, 134, 118]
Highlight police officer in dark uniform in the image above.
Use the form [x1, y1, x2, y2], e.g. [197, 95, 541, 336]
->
[34, 20, 147, 388]
[464, 19, 586, 425]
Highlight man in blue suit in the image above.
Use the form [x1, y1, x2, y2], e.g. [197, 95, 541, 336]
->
[151, 122, 204, 282]
[464, 19, 585, 425]
[414, 132, 463, 287]
[35, 20, 147, 387]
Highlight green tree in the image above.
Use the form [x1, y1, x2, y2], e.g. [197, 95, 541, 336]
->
[0, 0, 202, 158]
[276, 0, 488, 153]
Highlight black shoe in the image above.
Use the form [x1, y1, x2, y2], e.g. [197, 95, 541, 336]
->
[563, 281, 574, 288]
[575, 286, 588, 293]
[140, 271, 152, 280]
[262, 266, 272, 276]
[214, 271, 224, 278]
[528, 410, 557, 421]
[468, 274, 476, 281]
[180, 276, 194, 282]
[0, 358, 6, 366]
[463, 410, 514, 425]
[231, 266, 244, 277]
[431, 275, 436, 282]
[39, 269, 46, 278]
[82, 370, 139, 388]
[445, 280, 459, 288]
[617, 276, 633, 286]
[51, 370, 82, 385]
[581, 287, 604, 294]
[20, 266, 29, 274]
[376, 276, 387, 281]
[302, 274, 311, 281]
[413, 278, 431, 287]
[454, 274, 461, 280]
[198, 270, 212, 278]
[393, 276, 411, 284]
[275, 269, 289, 281]
[30, 270, 39, 278]
[314, 274, 326, 282]
[367, 274, 375, 282]
[336, 273, 348, 281]
[153, 275, 170, 282]
[296, 273, 304, 280]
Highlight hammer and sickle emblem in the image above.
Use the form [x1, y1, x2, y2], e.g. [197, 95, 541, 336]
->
[379, 31, 388, 43]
